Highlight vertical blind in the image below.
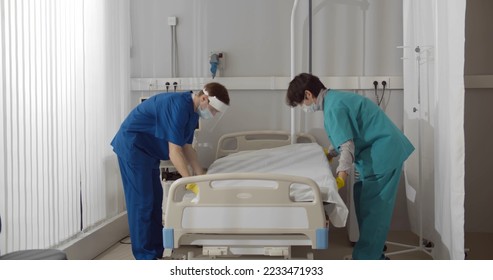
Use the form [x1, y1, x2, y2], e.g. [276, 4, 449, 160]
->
[0, 0, 130, 254]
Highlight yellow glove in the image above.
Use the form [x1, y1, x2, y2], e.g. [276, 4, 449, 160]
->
[185, 183, 199, 195]
[323, 148, 333, 163]
[336, 177, 345, 189]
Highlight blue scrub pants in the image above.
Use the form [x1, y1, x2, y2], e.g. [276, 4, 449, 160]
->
[352, 164, 403, 260]
[117, 156, 164, 260]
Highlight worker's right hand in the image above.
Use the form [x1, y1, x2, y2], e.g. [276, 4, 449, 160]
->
[185, 183, 199, 195]
[324, 147, 339, 163]
[323, 148, 333, 163]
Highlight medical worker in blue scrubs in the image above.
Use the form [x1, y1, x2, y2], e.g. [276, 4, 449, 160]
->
[286, 73, 414, 260]
[111, 82, 230, 260]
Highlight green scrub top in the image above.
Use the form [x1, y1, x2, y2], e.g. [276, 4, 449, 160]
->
[323, 89, 414, 177]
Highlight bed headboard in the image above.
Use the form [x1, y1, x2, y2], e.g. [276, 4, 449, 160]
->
[215, 130, 317, 159]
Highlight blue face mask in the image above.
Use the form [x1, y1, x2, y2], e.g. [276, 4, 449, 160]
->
[198, 106, 214, 119]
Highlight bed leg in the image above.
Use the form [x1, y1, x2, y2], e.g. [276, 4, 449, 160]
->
[163, 248, 173, 258]
[187, 251, 195, 260]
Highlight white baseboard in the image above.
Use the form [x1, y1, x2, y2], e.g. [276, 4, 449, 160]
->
[58, 212, 129, 260]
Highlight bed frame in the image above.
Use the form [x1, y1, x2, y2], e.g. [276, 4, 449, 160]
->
[162, 130, 328, 259]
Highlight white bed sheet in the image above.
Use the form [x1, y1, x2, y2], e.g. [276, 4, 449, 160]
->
[206, 143, 348, 227]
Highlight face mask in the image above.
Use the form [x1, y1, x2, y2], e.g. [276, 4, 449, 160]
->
[302, 102, 319, 113]
[198, 106, 214, 119]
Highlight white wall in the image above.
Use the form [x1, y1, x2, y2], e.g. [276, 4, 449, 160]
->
[464, 0, 493, 233]
[130, 0, 402, 77]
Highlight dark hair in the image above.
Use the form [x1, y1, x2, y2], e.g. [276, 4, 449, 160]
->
[286, 73, 326, 107]
[203, 82, 230, 105]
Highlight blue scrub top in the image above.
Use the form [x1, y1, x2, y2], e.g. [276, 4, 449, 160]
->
[323, 89, 414, 176]
[111, 91, 199, 166]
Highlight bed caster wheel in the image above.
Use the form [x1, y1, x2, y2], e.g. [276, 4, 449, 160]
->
[422, 240, 434, 248]
[306, 252, 314, 260]
[343, 254, 353, 260]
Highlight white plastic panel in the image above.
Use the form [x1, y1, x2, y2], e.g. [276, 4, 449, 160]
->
[182, 207, 309, 229]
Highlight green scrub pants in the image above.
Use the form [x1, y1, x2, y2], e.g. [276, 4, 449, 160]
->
[352, 164, 403, 260]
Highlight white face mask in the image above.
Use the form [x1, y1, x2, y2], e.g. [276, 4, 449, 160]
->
[302, 102, 319, 113]
[198, 106, 214, 119]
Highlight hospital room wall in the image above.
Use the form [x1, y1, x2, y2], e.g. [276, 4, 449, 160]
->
[464, 0, 493, 233]
[129, 0, 408, 229]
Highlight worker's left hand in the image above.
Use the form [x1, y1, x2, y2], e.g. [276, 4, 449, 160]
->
[185, 183, 199, 195]
[336, 177, 345, 189]
[336, 171, 348, 189]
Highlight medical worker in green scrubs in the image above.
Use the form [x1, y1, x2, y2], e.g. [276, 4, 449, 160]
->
[286, 73, 414, 260]
[111, 82, 230, 260]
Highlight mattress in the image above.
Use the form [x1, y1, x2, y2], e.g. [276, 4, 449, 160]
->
[206, 143, 348, 227]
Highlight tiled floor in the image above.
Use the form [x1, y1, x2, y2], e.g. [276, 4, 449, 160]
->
[93, 227, 493, 260]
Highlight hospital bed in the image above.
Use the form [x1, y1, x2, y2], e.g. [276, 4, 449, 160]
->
[162, 130, 348, 259]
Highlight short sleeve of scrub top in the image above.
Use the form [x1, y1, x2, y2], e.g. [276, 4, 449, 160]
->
[323, 90, 358, 153]
[154, 92, 196, 146]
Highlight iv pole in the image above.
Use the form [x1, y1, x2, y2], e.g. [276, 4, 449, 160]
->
[384, 46, 433, 258]
[290, 0, 300, 144]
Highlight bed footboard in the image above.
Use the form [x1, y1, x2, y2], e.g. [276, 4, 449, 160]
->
[162, 173, 328, 258]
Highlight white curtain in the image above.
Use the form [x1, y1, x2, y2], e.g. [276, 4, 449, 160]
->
[0, 0, 130, 254]
[402, 0, 466, 259]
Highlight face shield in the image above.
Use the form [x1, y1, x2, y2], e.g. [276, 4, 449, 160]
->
[202, 89, 229, 132]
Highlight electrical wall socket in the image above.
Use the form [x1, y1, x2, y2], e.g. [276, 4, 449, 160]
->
[159, 78, 184, 92]
[159, 79, 181, 91]
[360, 77, 390, 89]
